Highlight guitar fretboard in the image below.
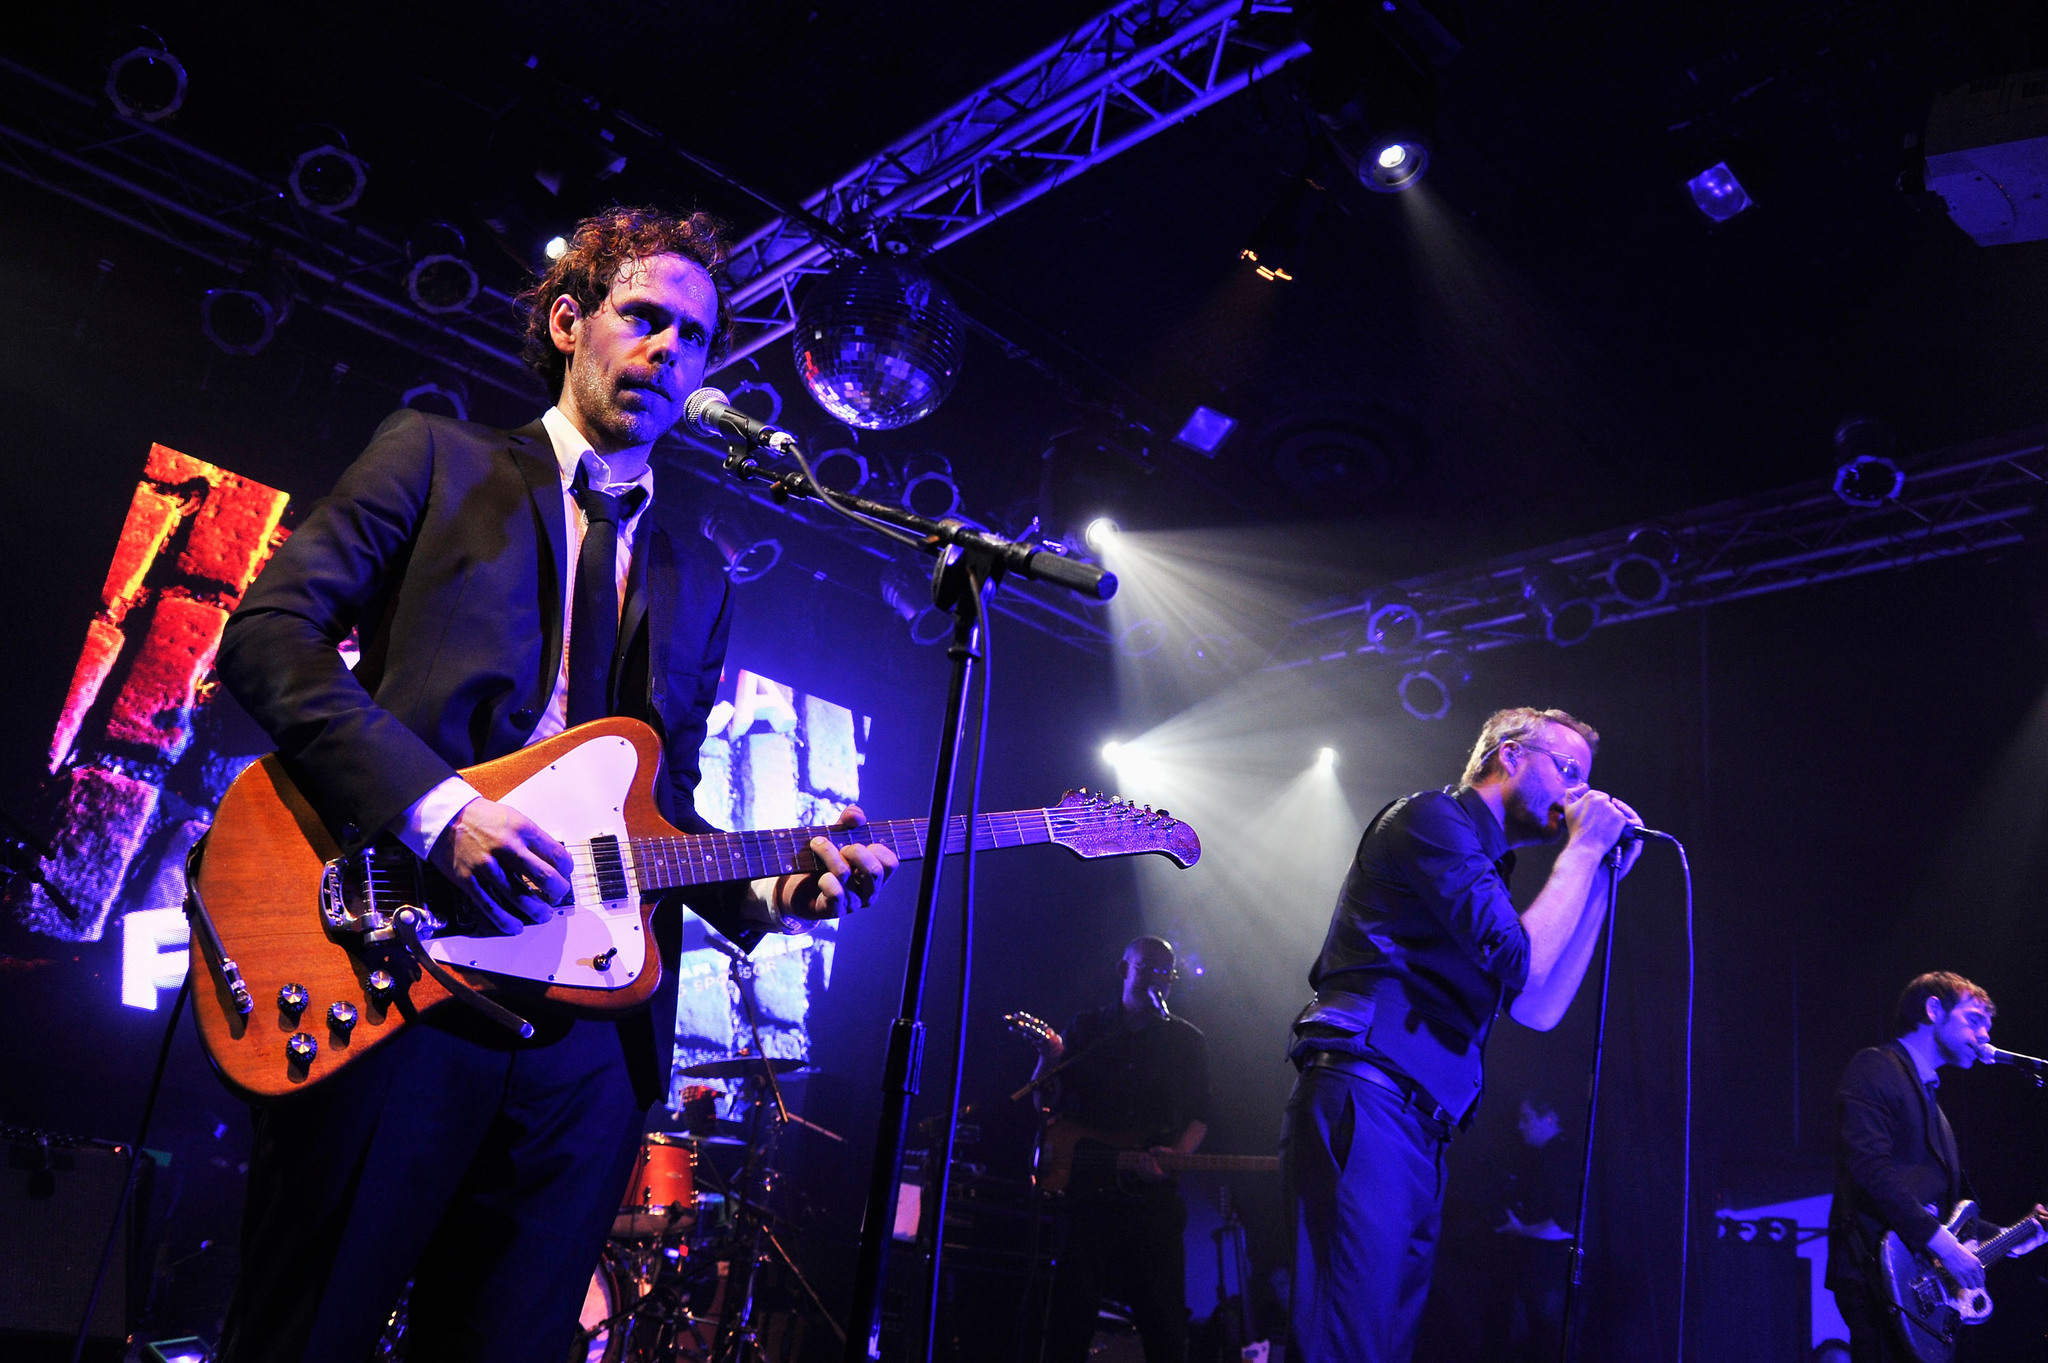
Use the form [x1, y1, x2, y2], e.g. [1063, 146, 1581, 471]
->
[1978, 1215, 2044, 1266]
[628, 810, 1054, 891]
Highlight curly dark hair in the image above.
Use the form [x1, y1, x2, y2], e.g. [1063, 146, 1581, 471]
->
[517, 205, 736, 400]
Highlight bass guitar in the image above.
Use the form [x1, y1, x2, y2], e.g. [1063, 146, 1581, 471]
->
[1879, 1199, 2048, 1362]
[1034, 1118, 1279, 1196]
[189, 717, 1200, 1100]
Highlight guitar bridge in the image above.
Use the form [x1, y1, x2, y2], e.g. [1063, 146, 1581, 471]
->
[320, 843, 442, 942]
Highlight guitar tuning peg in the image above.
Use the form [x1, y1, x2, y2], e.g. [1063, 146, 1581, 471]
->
[1157, 809, 1170, 819]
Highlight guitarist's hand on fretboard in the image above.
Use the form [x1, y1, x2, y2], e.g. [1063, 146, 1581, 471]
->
[772, 804, 900, 923]
[2012, 1205, 2048, 1258]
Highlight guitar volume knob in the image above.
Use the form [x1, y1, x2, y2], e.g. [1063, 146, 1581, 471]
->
[328, 1001, 358, 1035]
[285, 1032, 318, 1065]
[365, 970, 395, 1003]
[278, 983, 309, 1017]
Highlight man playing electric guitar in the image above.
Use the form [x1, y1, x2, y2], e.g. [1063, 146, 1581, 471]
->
[1026, 936, 1210, 1363]
[212, 207, 897, 1363]
[1826, 972, 2046, 1362]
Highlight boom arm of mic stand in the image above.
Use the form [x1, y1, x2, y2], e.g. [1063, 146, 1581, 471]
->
[722, 449, 1117, 601]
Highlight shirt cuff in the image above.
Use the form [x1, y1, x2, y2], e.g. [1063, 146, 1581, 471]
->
[746, 875, 802, 932]
[394, 777, 485, 860]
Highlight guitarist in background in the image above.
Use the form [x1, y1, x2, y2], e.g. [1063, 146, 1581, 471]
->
[1030, 935, 1210, 1363]
[213, 207, 895, 1363]
[1826, 972, 2045, 1362]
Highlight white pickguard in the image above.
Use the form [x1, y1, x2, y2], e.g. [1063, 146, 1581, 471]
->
[424, 734, 647, 990]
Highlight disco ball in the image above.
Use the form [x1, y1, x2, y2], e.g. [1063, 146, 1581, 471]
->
[793, 258, 964, 430]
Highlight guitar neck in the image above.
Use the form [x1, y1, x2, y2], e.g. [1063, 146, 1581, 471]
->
[1977, 1216, 2043, 1266]
[631, 811, 1051, 891]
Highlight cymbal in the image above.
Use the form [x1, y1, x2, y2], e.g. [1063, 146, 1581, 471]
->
[679, 1055, 814, 1079]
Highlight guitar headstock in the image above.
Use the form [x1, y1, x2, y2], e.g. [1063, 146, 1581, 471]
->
[1047, 790, 1201, 868]
[1002, 1011, 1061, 1053]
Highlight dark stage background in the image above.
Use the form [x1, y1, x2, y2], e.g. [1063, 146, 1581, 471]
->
[6, 3, 2048, 1360]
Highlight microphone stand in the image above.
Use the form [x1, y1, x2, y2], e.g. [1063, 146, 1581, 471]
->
[716, 443, 1113, 1363]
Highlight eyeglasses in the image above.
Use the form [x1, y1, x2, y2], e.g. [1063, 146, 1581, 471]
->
[1130, 965, 1179, 981]
[1508, 740, 1584, 786]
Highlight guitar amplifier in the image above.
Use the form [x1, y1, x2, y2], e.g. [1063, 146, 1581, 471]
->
[0, 1128, 150, 1347]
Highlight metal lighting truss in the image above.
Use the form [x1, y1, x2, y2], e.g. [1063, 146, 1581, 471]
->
[715, 0, 1310, 369]
[1265, 426, 2048, 674]
[0, 54, 536, 401]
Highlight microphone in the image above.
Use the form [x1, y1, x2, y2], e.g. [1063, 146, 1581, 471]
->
[1146, 985, 1172, 1022]
[684, 387, 797, 454]
[1979, 1044, 2048, 1072]
[1616, 825, 1675, 846]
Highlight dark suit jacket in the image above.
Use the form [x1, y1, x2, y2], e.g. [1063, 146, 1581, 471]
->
[219, 408, 752, 1104]
[1826, 1041, 1979, 1291]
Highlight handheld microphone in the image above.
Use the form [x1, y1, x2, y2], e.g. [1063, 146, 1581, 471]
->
[684, 387, 797, 454]
[1146, 985, 1172, 1022]
[1979, 1044, 2048, 1072]
[1617, 825, 1675, 846]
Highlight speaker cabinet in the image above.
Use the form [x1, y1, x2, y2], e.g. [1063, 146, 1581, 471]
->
[0, 1128, 150, 1346]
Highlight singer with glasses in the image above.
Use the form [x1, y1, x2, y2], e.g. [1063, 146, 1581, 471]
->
[1826, 972, 2047, 1362]
[1281, 706, 1644, 1363]
[211, 206, 897, 1363]
[1025, 936, 1210, 1363]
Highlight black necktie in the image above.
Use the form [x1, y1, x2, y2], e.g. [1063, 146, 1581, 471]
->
[568, 474, 645, 725]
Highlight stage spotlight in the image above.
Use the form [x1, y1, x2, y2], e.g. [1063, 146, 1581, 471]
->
[1316, 746, 1338, 770]
[1832, 416, 1904, 507]
[794, 257, 964, 430]
[1361, 138, 1430, 192]
[1366, 601, 1425, 653]
[1608, 527, 1677, 607]
[900, 454, 962, 520]
[200, 273, 292, 356]
[1174, 406, 1237, 455]
[543, 235, 570, 260]
[401, 380, 468, 422]
[1101, 740, 1124, 764]
[699, 512, 782, 585]
[289, 136, 368, 213]
[1084, 517, 1121, 552]
[1119, 619, 1169, 658]
[812, 446, 870, 494]
[405, 228, 480, 314]
[1522, 566, 1599, 647]
[1397, 650, 1468, 722]
[880, 564, 951, 645]
[1688, 162, 1753, 222]
[105, 37, 186, 122]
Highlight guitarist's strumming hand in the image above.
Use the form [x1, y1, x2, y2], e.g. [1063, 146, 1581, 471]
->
[1929, 1224, 1987, 1290]
[432, 798, 575, 935]
[774, 805, 899, 925]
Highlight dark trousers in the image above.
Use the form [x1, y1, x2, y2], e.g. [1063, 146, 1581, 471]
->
[1280, 1065, 1450, 1363]
[1043, 1181, 1189, 1363]
[217, 1013, 646, 1363]
[1835, 1280, 1913, 1363]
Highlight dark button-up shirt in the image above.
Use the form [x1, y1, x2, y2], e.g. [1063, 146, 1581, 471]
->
[1050, 1004, 1210, 1143]
[1291, 785, 1531, 1120]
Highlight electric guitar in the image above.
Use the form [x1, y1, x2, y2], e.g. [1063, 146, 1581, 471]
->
[189, 717, 1201, 1100]
[1879, 1199, 2048, 1362]
[1002, 1012, 1279, 1194]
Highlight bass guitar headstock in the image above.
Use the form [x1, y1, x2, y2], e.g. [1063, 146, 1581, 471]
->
[1002, 1011, 1062, 1054]
[1046, 790, 1201, 868]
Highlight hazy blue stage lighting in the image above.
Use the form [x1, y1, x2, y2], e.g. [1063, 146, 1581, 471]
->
[543, 235, 569, 260]
[1687, 162, 1752, 222]
[1174, 407, 1237, 455]
[1101, 740, 1123, 764]
[1317, 746, 1338, 769]
[1084, 517, 1121, 552]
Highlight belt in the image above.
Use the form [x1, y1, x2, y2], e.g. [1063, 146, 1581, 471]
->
[1300, 1051, 1456, 1134]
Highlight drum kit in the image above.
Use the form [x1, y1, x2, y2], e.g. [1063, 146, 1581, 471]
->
[573, 1054, 829, 1363]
